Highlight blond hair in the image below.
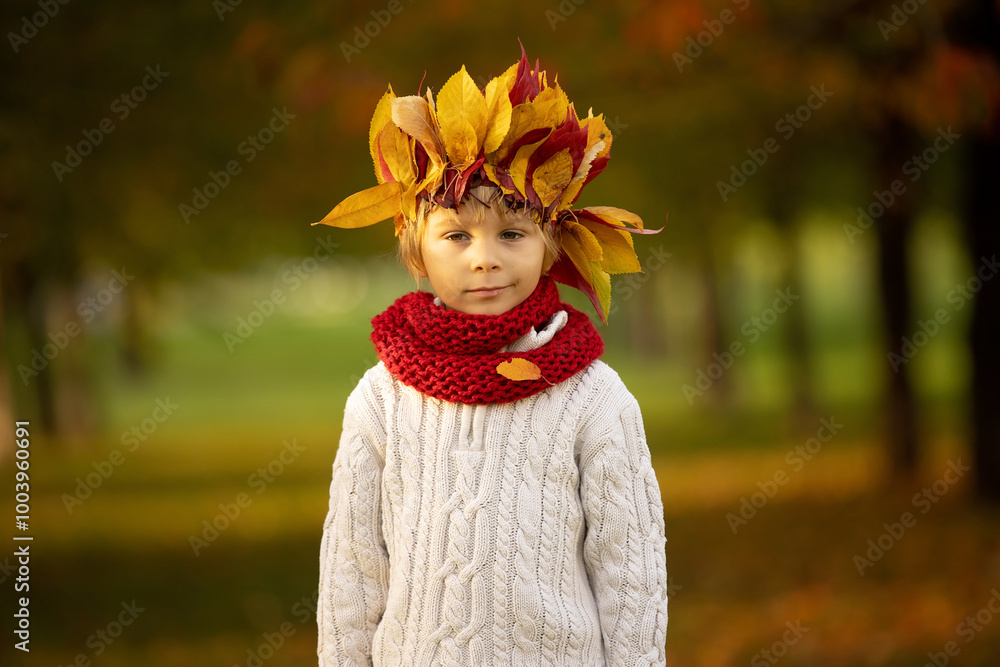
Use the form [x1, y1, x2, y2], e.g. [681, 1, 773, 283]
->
[397, 185, 561, 283]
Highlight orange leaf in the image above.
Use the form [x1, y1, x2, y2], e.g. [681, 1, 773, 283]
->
[497, 358, 542, 381]
[391, 95, 445, 167]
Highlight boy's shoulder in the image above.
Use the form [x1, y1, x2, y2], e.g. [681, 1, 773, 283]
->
[346, 360, 392, 403]
[574, 359, 642, 416]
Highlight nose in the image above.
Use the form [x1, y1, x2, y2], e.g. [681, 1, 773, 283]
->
[470, 237, 501, 272]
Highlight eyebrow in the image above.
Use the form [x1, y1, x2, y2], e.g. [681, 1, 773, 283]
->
[429, 213, 533, 228]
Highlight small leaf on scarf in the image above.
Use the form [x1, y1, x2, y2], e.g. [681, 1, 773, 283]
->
[497, 358, 542, 381]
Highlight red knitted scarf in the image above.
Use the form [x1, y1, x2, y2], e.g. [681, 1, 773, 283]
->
[370, 275, 604, 404]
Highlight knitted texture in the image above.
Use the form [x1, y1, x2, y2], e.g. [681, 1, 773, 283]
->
[317, 353, 669, 666]
[369, 275, 604, 404]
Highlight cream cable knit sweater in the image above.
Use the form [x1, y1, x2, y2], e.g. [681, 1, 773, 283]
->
[318, 312, 668, 666]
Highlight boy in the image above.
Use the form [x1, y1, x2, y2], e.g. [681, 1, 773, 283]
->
[315, 45, 667, 666]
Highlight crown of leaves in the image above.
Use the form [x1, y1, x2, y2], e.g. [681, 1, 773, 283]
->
[314, 43, 661, 322]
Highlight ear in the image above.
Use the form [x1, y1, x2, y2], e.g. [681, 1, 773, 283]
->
[413, 252, 428, 278]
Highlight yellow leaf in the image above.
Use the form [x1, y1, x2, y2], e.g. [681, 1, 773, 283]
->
[509, 136, 548, 199]
[532, 148, 574, 207]
[562, 231, 612, 318]
[436, 65, 488, 166]
[584, 206, 645, 231]
[555, 175, 586, 211]
[574, 140, 605, 181]
[369, 87, 396, 184]
[497, 358, 542, 381]
[392, 210, 406, 237]
[492, 104, 537, 163]
[483, 73, 513, 154]
[391, 95, 445, 167]
[533, 84, 569, 127]
[492, 98, 558, 164]
[584, 114, 613, 163]
[313, 181, 401, 229]
[377, 125, 416, 186]
[566, 218, 603, 263]
[401, 182, 419, 222]
[578, 217, 641, 274]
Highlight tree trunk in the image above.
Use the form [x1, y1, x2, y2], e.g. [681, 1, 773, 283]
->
[874, 113, 920, 479]
[763, 155, 815, 426]
[0, 270, 13, 458]
[12, 261, 58, 435]
[965, 132, 1000, 503]
[950, 0, 1000, 503]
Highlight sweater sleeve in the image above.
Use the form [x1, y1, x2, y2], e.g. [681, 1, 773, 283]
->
[318, 375, 390, 667]
[579, 376, 668, 666]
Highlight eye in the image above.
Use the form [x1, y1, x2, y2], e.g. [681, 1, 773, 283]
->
[500, 230, 524, 240]
[444, 232, 469, 242]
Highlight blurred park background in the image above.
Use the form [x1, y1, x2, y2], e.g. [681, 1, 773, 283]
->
[2, 0, 1000, 665]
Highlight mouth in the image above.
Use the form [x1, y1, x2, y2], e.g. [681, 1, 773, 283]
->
[467, 285, 509, 297]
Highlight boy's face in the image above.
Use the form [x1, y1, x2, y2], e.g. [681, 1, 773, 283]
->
[419, 203, 547, 316]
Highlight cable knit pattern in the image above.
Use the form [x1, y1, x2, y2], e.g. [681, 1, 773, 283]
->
[318, 338, 667, 666]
